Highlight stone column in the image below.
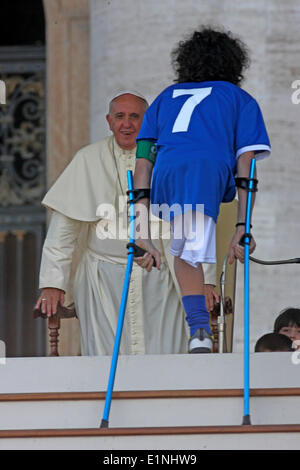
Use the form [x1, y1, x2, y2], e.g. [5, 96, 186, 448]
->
[43, 0, 90, 355]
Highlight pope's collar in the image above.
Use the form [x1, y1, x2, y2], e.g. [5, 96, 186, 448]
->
[113, 137, 136, 157]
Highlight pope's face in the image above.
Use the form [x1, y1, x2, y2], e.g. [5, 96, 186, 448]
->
[106, 94, 147, 150]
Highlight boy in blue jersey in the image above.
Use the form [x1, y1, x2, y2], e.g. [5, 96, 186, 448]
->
[133, 27, 270, 353]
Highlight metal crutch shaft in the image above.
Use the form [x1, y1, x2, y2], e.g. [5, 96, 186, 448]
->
[242, 158, 256, 426]
[100, 170, 136, 428]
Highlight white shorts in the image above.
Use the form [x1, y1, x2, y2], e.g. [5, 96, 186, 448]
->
[170, 211, 216, 268]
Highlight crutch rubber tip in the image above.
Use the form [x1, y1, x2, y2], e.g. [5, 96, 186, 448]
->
[242, 414, 251, 425]
[100, 419, 109, 428]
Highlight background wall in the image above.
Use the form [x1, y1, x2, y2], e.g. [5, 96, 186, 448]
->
[90, 0, 300, 352]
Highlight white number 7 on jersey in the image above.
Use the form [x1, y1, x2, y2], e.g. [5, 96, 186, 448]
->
[172, 87, 212, 133]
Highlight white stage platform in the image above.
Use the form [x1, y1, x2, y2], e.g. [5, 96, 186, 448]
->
[0, 352, 299, 449]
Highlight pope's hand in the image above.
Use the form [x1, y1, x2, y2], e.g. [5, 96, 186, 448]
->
[35, 288, 65, 318]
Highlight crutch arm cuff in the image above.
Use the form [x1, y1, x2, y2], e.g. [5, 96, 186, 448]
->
[235, 177, 258, 192]
[127, 188, 150, 204]
[126, 242, 156, 267]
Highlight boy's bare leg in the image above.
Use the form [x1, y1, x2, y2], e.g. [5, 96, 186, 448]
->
[174, 256, 212, 352]
[173, 256, 204, 296]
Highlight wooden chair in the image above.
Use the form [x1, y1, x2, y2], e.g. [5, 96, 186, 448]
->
[33, 305, 77, 356]
[210, 200, 238, 352]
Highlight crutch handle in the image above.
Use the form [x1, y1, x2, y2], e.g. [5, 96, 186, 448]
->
[126, 243, 157, 267]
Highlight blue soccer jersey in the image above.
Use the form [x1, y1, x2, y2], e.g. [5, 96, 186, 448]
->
[137, 81, 270, 222]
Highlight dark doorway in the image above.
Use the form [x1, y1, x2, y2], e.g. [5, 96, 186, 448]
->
[0, 0, 45, 46]
[0, 0, 46, 357]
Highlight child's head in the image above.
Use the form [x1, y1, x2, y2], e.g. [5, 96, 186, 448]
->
[171, 26, 250, 86]
[273, 308, 300, 343]
[255, 333, 293, 353]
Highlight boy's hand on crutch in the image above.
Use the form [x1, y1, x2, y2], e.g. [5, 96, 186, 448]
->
[231, 151, 257, 264]
[135, 238, 161, 271]
[228, 226, 256, 265]
[133, 159, 160, 271]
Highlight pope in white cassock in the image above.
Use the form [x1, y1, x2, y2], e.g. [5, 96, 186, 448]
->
[36, 91, 217, 356]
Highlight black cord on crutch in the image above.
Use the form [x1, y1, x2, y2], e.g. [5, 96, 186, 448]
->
[249, 256, 300, 265]
[218, 254, 300, 353]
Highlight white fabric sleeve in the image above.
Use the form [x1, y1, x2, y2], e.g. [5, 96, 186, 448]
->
[39, 211, 82, 291]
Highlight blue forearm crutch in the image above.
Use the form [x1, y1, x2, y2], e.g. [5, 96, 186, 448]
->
[242, 157, 256, 426]
[100, 170, 136, 428]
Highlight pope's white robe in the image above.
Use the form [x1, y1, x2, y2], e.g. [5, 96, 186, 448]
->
[39, 136, 216, 355]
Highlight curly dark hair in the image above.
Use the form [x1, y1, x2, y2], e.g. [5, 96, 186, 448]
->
[171, 26, 250, 86]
